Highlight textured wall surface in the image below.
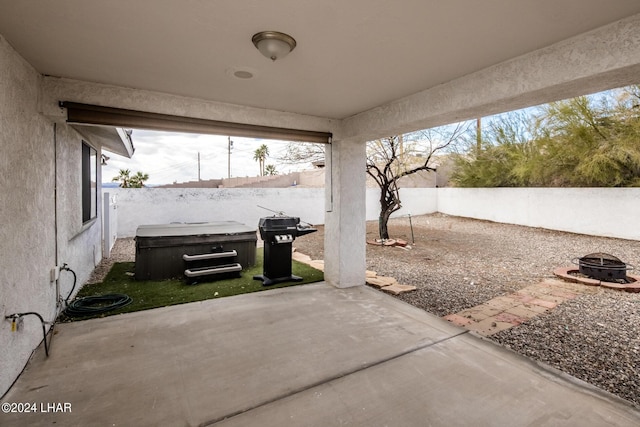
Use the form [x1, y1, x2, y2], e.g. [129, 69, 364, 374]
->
[107, 187, 438, 238]
[110, 187, 640, 242]
[0, 35, 57, 397]
[110, 187, 326, 237]
[0, 36, 104, 397]
[437, 188, 640, 241]
[40, 76, 337, 134]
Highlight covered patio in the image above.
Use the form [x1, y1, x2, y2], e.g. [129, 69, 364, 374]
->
[3, 283, 639, 426]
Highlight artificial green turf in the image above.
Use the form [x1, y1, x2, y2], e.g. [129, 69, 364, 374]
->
[60, 251, 323, 322]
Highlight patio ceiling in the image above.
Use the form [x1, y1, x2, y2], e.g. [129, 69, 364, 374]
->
[2, 1, 640, 121]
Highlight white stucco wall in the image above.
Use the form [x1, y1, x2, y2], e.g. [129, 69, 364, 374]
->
[109, 187, 439, 238]
[0, 35, 57, 398]
[0, 36, 105, 397]
[55, 124, 105, 290]
[365, 188, 438, 222]
[437, 188, 640, 241]
[110, 188, 327, 237]
[110, 187, 640, 242]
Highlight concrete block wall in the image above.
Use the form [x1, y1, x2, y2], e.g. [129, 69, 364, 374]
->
[111, 186, 640, 242]
[109, 187, 439, 237]
[437, 187, 640, 241]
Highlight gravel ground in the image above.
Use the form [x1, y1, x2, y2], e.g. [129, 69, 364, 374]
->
[90, 216, 640, 407]
[293, 213, 640, 407]
[86, 238, 135, 284]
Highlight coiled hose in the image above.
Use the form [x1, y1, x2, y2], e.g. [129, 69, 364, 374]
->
[64, 294, 132, 317]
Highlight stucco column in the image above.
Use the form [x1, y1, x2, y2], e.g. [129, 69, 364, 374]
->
[324, 137, 366, 288]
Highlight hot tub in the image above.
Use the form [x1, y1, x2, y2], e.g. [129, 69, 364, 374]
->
[135, 221, 257, 280]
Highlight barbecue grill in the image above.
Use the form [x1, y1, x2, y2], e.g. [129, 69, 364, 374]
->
[253, 216, 317, 286]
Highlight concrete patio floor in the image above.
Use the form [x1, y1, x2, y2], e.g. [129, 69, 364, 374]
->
[2, 283, 639, 426]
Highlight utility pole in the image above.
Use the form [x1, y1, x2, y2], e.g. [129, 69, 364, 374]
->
[197, 152, 201, 181]
[228, 136, 233, 179]
[476, 117, 482, 153]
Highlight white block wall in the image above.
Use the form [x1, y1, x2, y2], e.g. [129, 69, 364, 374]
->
[437, 188, 640, 241]
[111, 187, 640, 241]
[109, 187, 439, 237]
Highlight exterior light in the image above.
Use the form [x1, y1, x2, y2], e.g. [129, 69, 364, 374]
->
[252, 31, 296, 61]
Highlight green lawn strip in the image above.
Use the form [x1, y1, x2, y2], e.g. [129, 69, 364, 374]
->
[60, 252, 323, 322]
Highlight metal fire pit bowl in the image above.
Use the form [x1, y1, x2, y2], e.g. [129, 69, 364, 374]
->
[572, 252, 634, 281]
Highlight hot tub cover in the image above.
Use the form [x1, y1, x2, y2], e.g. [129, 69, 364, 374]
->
[136, 221, 256, 238]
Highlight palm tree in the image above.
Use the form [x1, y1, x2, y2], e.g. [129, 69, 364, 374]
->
[112, 169, 132, 188]
[253, 144, 270, 176]
[112, 169, 149, 188]
[130, 171, 150, 188]
[264, 164, 278, 176]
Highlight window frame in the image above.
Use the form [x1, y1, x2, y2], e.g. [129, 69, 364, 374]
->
[81, 141, 97, 224]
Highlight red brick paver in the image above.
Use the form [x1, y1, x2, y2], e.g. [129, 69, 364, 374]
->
[443, 279, 593, 337]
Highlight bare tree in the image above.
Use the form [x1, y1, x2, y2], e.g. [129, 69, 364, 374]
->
[367, 122, 472, 240]
[276, 142, 325, 165]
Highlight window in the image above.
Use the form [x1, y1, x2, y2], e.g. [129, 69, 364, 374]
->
[82, 142, 97, 223]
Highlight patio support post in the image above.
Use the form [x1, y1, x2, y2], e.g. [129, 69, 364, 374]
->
[324, 137, 366, 288]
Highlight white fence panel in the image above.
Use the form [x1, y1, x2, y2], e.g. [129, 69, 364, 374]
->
[103, 192, 118, 257]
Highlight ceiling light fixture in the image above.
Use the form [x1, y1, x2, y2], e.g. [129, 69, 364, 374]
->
[252, 31, 297, 61]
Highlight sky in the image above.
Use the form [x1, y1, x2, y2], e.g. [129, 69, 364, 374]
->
[102, 130, 311, 186]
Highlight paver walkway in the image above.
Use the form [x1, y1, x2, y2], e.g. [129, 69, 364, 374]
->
[293, 250, 417, 295]
[295, 251, 598, 337]
[444, 278, 598, 336]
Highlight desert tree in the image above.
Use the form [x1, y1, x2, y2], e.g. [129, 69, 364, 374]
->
[452, 86, 640, 187]
[452, 111, 541, 187]
[368, 121, 473, 240]
[276, 142, 326, 166]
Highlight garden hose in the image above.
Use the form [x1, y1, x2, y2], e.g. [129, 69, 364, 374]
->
[64, 294, 132, 317]
[61, 264, 77, 305]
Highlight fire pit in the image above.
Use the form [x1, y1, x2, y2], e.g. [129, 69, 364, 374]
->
[573, 252, 633, 282]
[553, 253, 640, 292]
